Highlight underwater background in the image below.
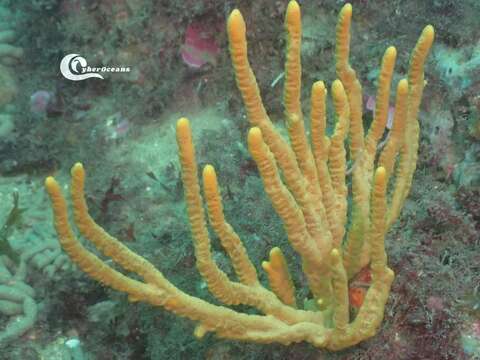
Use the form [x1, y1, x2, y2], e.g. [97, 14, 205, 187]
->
[0, 0, 479, 359]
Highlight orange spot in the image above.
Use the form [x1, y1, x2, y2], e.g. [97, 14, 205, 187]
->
[349, 287, 367, 308]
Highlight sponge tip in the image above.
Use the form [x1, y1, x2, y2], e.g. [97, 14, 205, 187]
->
[227, 9, 246, 43]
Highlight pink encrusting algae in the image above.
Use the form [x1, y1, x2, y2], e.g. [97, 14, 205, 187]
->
[30, 90, 54, 115]
[181, 22, 220, 68]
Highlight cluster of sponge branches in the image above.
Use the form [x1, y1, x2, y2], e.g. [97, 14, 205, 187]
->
[45, 1, 433, 351]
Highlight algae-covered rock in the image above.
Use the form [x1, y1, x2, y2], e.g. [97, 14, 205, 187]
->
[0, 64, 17, 107]
[0, 112, 14, 139]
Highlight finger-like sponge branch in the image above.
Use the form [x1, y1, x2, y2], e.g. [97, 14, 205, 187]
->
[262, 247, 297, 308]
[409, 25, 435, 87]
[284, 0, 302, 118]
[365, 46, 397, 158]
[335, 3, 352, 74]
[379, 79, 408, 176]
[202, 164, 258, 286]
